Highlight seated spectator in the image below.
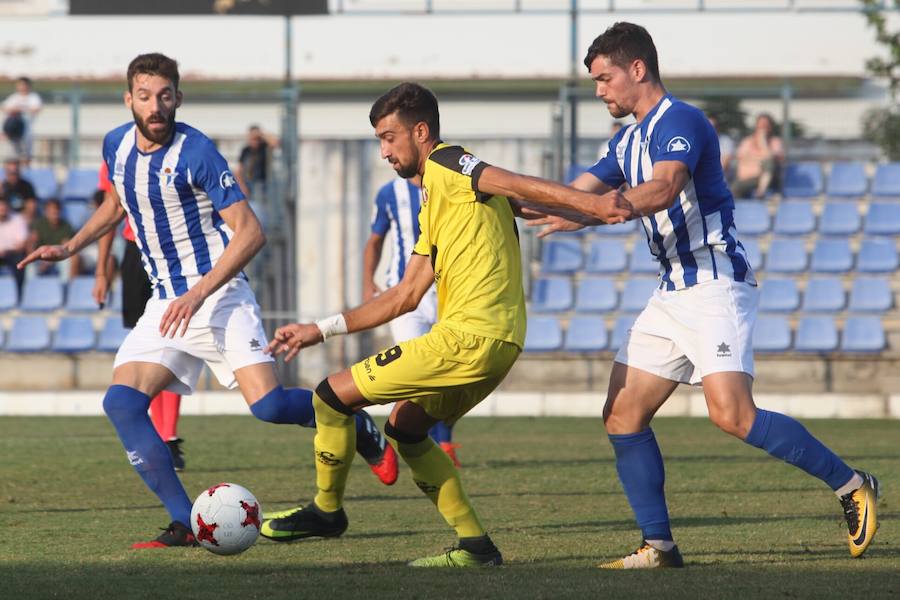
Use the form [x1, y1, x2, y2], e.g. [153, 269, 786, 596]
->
[0, 197, 28, 292]
[235, 124, 276, 198]
[3, 77, 42, 165]
[708, 115, 735, 177]
[29, 198, 80, 278]
[733, 113, 784, 199]
[2, 157, 37, 211]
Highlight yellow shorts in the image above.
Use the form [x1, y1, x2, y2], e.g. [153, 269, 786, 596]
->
[350, 323, 520, 424]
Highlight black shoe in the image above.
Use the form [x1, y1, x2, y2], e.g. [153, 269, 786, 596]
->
[166, 438, 185, 471]
[132, 521, 198, 549]
[260, 503, 348, 542]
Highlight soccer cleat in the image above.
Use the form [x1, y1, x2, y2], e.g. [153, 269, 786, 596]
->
[409, 547, 503, 567]
[166, 438, 185, 471]
[260, 503, 348, 542]
[599, 542, 684, 569]
[131, 521, 198, 549]
[440, 442, 462, 468]
[841, 470, 880, 558]
[369, 443, 398, 486]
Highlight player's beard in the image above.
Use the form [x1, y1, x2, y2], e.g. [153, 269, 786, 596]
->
[133, 107, 176, 145]
[396, 159, 419, 179]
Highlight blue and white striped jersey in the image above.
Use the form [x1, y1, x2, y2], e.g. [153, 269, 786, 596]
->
[589, 95, 756, 291]
[103, 122, 246, 299]
[370, 178, 422, 287]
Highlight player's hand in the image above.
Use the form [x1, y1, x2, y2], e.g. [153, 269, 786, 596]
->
[159, 288, 205, 338]
[266, 323, 323, 363]
[92, 273, 111, 308]
[525, 214, 586, 238]
[17, 244, 71, 269]
[594, 191, 634, 224]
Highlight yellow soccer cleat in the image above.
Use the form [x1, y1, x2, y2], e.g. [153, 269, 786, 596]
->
[840, 470, 880, 558]
[409, 547, 502, 567]
[599, 542, 684, 569]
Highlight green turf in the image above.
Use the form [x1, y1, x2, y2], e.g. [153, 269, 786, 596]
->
[1, 416, 897, 599]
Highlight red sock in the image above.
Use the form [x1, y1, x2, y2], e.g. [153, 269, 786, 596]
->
[159, 391, 181, 441]
[149, 392, 166, 440]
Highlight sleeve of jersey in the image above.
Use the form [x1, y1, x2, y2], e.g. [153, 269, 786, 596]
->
[587, 139, 626, 189]
[370, 186, 391, 235]
[193, 140, 246, 211]
[652, 108, 706, 173]
[101, 133, 116, 183]
[428, 145, 492, 202]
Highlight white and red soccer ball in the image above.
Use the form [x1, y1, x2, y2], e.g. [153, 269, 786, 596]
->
[191, 483, 262, 555]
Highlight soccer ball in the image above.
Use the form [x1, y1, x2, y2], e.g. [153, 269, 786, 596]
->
[190, 483, 262, 555]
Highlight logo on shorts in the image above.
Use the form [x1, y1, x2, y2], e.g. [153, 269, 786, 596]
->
[716, 342, 732, 358]
[249, 338, 261, 351]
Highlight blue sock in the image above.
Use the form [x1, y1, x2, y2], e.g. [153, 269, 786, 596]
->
[103, 385, 192, 526]
[745, 409, 855, 491]
[251, 386, 316, 427]
[428, 421, 453, 444]
[608, 428, 672, 542]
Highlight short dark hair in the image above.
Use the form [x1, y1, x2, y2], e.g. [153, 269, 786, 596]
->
[583, 22, 661, 83]
[16, 77, 32, 88]
[369, 82, 440, 140]
[127, 53, 180, 91]
[45, 198, 61, 210]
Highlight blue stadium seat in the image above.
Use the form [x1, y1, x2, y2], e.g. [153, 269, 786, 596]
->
[826, 162, 868, 198]
[621, 278, 658, 313]
[524, 316, 563, 352]
[574, 278, 618, 313]
[752, 316, 791, 352]
[594, 219, 637, 236]
[22, 167, 58, 200]
[871, 163, 900, 198]
[734, 201, 770, 235]
[801, 278, 845, 313]
[819, 202, 860, 236]
[782, 162, 824, 197]
[109, 282, 123, 312]
[52, 317, 96, 353]
[759, 278, 800, 313]
[772, 200, 815, 235]
[810, 239, 853, 273]
[0, 276, 16, 311]
[97, 317, 129, 352]
[856, 239, 898, 273]
[739, 238, 763, 271]
[841, 317, 885, 352]
[563, 316, 609, 351]
[6, 316, 51, 352]
[530, 278, 573, 313]
[863, 202, 900, 236]
[766, 238, 807, 273]
[20, 276, 64, 312]
[565, 164, 588, 183]
[65, 276, 100, 312]
[609, 315, 637, 351]
[61, 168, 100, 202]
[794, 316, 839, 352]
[63, 200, 91, 230]
[629, 245, 659, 274]
[540, 239, 583, 273]
[848, 278, 893, 313]
[586, 239, 627, 273]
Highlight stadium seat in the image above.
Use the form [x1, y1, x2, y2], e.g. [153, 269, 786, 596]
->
[540, 239, 583, 273]
[22, 167, 58, 201]
[781, 162, 823, 197]
[565, 164, 589, 183]
[766, 238, 807, 273]
[772, 200, 815, 235]
[794, 316, 839, 352]
[0, 276, 16, 311]
[20, 276, 64, 312]
[61, 168, 100, 202]
[574, 277, 618, 313]
[563, 316, 608, 351]
[595, 219, 637, 236]
[5, 316, 51, 352]
[629, 245, 659, 274]
[63, 200, 92, 230]
[97, 317, 129, 352]
[848, 278, 893, 313]
[529, 278, 573, 313]
[609, 315, 637, 351]
[52, 317, 96, 352]
[819, 202, 860, 236]
[734, 201, 769, 235]
[871, 162, 900, 198]
[801, 278, 845, 313]
[739, 238, 763, 271]
[585, 239, 627, 273]
[65, 276, 101, 312]
[621, 278, 658, 313]
[109, 281, 124, 312]
[524, 316, 563, 352]
[752, 316, 792, 352]
[856, 239, 898, 273]
[863, 202, 900, 236]
[841, 317, 886, 352]
[759, 278, 800, 313]
[826, 162, 868, 198]
[810, 239, 853, 273]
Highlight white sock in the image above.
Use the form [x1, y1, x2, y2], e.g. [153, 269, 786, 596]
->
[646, 539, 676, 552]
[834, 472, 864, 498]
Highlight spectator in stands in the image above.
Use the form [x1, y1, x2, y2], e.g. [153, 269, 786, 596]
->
[2, 157, 37, 212]
[733, 113, 784, 199]
[0, 197, 28, 292]
[2, 77, 42, 165]
[29, 198, 80, 278]
[708, 115, 735, 178]
[235, 124, 276, 198]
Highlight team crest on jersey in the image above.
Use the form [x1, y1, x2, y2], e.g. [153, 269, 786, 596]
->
[458, 154, 481, 176]
[666, 136, 691, 153]
[421, 186, 429, 207]
[219, 170, 237, 189]
[158, 167, 178, 186]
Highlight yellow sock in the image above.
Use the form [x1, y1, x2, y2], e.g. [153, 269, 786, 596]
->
[390, 435, 485, 538]
[312, 393, 355, 513]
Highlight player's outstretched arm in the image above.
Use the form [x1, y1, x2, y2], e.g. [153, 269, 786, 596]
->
[620, 160, 690, 216]
[362, 233, 386, 302]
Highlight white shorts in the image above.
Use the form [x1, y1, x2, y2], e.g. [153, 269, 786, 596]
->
[615, 279, 758, 385]
[114, 278, 273, 395]
[388, 285, 437, 343]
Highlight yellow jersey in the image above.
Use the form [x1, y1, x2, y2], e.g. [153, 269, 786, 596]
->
[414, 143, 526, 349]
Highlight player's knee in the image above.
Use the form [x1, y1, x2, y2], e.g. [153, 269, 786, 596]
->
[383, 421, 428, 449]
[708, 406, 751, 439]
[250, 385, 293, 424]
[102, 384, 151, 419]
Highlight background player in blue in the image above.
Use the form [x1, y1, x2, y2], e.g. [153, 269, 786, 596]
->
[363, 175, 459, 466]
[519, 23, 879, 567]
[19, 53, 396, 548]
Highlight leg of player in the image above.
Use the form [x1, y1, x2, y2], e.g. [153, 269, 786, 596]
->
[105, 362, 197, 549]
[159, 391, 186, 471]
[600, 362, 685, 569]
[428, 421, 460, 468]
[703, 372, 880, 557]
